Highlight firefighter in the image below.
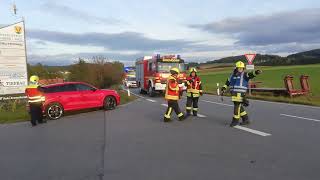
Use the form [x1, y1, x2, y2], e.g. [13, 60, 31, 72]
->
[25, 75, 45, 126]
[164, 68, 186, 122]
[185, 67, 203, 116]
[221, 61, 262, 127]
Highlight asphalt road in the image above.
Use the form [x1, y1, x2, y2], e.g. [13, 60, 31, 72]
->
[1, 88, 320, 180]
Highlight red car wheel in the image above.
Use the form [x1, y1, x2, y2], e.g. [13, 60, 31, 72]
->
[46, 103, 64, 120]
[103, 96, 116, 110]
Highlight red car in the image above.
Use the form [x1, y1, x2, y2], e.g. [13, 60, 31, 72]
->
[40, 82, 120, 120]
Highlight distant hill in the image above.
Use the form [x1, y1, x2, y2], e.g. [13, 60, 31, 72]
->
[287, 49, 320, 65]
[201, 49, 320, 66]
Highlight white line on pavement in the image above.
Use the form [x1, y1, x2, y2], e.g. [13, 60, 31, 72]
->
[280, 114, 320, 122]
[161, 104, 168, 107]
[146, 99, 157, 103]
[130, 92, 144, 99]
[203, 94, 320, 110]
[233, 126, 272, 137]
[0, 122, 29, 128]
[201, 100, 233, 107]
[197, 114, 207, 118]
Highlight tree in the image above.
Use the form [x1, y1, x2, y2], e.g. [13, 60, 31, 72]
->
[27, 63, 64, 79]
[68, 57, 124, 88]
[69, 58, 89, 82]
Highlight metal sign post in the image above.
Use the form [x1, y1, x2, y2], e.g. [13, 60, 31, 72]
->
[245, 53, 256, 95]
[245, 54, 256, 70]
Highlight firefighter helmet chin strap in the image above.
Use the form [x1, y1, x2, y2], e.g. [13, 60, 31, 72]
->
[190, 72, 197, 77]
[233, 68, 238, 75]
[233, 68, 244, 75]
[29, 81, 38, 85]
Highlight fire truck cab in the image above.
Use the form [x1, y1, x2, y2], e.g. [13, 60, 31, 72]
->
[136, 54, 186, 97]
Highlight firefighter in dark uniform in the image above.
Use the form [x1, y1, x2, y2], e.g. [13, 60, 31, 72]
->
[164, 68, 186, 122]
[25, 75, 45, 126]
[221, 61, 262, 127]
[185, 67, 203, 116]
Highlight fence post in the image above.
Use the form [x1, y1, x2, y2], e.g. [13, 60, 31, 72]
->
[249, 80, 252, 96]
[127, 88, 131, 97]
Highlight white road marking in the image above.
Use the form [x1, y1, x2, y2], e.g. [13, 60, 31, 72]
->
[0, 122, 29, 128]
[161, 104, 168, 107]
[203, 94, 320, 110]
[280, 114, 320, 122]
[197, 114, 207, 118]
[251, 98, 320, 109]
[233, 126, 271, 137]
[130, 92, 144, 99]
[202, 100, 233, 107]
[146, 99, 157, 103]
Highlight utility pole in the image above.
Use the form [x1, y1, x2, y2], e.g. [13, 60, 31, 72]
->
[13, 3, 17, 15]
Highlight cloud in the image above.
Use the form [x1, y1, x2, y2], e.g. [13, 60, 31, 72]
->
[26, 29, 230, 65]
[28, 42, 320, 66]
[42, 2, 123, 25]
[190, 8, 320, 46]
[28, 52, 145, 66]
[27, 29, 216, 52]
[34, 40, 47, 46]
[26, 6, 320, 65]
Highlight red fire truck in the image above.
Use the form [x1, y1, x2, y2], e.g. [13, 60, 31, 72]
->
[136, 54, 186, 97]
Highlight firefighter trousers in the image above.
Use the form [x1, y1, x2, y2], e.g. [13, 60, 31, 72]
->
[29, 103, 43, 126]
[164, 100, 184, 121]
[233, 102, 249, 122]
[186, 96, 199, 116]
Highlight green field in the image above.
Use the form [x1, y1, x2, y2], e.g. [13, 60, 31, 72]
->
[200, 64, 320, 106]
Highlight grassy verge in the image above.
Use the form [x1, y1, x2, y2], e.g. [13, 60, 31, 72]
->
[118, 90, 137, 105]
[0, 101, 30, 124]
[0, 86, 137, 124]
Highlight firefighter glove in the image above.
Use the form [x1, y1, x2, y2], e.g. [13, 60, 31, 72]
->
[255, 70, 262, 75]
[243, 98, 250, 107]
[221, 86, 227, 93]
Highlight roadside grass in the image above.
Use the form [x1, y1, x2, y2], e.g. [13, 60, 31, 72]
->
[0, 102, 29, 124]
[0, 85, 137, 124]
[118, 90, 137, 104]
[201, 64, 320, 106]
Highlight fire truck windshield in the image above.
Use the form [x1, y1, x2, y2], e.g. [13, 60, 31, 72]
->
[127, 77, 136, 81]
[157, 63, 185, 73]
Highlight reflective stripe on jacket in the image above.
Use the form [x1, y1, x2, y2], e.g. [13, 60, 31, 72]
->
[25, 84, 44, 103]
[229, 72, 249, 93]
[186, 76, 202, 95]
[165, 75, 180, 100]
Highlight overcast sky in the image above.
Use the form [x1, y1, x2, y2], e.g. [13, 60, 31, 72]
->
[1, 0, 320, 65]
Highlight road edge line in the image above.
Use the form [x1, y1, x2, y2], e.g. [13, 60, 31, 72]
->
[280, 114, 320, 122]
